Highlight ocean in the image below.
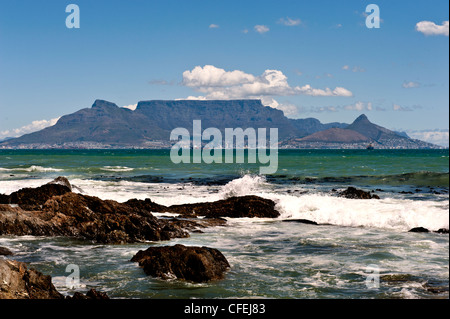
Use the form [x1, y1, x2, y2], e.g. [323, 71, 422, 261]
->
[0, 149, 448, 299]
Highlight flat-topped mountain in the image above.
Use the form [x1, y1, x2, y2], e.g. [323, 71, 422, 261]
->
[0, 100, 440, 149]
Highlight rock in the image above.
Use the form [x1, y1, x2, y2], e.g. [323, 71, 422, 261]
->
[0, 247, 13, 256]
[0, 259, 64, 299]
[66, 288, 110, 299]
[131, 244, 230, 283]
[0, 180, 276, 244]
[165, 195, 280, 218]
[435, 228, 449, 234]
[0, 192, 189, 244]
[282, 219, 319, 225]
[47, 176, 72, 192]
[409, 227, 430, 233]
[7, 183, 72, 210]
[338, 187, 380, 199]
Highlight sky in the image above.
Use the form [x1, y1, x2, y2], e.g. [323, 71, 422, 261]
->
[0, 0, 449, 146]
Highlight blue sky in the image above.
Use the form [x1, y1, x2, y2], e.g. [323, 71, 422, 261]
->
[0, 0, 449, 145]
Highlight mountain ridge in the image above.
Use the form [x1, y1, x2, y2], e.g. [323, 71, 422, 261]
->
[0, 100, 441, 149]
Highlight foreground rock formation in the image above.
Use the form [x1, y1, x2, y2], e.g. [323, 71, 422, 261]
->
[131, 244, 230, 283]
[0, 177, 280, 244]
[0, 259, 64, 299]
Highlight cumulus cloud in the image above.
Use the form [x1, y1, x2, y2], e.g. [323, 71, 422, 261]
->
[122, 104, 138, 111]
[181, 65, 353, 101]
[402, 81, 420, 88]
[209, 24, 219, 29]
[0, 117, 60, 140]
[416, 20, 449, 36]
[407, 129, 449, 147]
[278, 17, 301, 26]
[254, 25, 269, 34]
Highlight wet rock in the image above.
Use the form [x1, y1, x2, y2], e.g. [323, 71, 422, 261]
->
[0, 192, 189, 244]
[47, 176, 72, 192]
[165, 195, 280, 218]
[338, 187, 380, 199]
[7, 183, 72, 211]
[0, 259, 64, 299]
[283, 219, 318, 225]
[66, 288, 110, 300]
[0, 247, 13, 256]
[435, 228, 449, 234]
[409, 227, 430, 233]
[131, 244, 230, 283]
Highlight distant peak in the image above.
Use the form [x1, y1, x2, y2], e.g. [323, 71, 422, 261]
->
[352, 114, 371, 124]
[92, 100, 119, 109]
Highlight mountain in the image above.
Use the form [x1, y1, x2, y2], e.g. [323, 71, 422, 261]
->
[0, 100, 440, 149]
[281, 114, 438, 149]
[296, 128, 371, 143]
[289, 118, 348, 137]
[0, 99, 301, 148]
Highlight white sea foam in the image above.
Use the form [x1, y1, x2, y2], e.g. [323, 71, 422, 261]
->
[100, 166, 134, 172]
[0, 165, 63, 172]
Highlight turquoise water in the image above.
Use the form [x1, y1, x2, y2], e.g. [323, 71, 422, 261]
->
[0, 149, 448, 299]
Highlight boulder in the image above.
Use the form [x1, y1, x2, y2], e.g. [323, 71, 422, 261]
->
[131, 244, 230, 283]
[338, 187, 380, 199]
[165, 195, 280, 218]
[409, 227, 430, 233]
[0, 247, 13, 256]
[66, 288, 110, 300]
[0, 259, 64, 299]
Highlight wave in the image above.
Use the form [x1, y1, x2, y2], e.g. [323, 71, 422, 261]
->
[0, 165, 63, 173]
[100, 166, 135, 172]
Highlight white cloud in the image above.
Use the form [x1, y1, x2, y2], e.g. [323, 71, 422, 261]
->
[393, 103, 422, 112]
[254, 25, 269, 34]
[0, 117, 60, 139]
[402, 81, 420, 88]
[278, 17, 301, 26]
[209, 24, 219, 29]
[416, 20, 449, 36]
[342, 65, 365, 72]
[181, 65, 353, 101]
[122, 104, 138, 110]
[407, 129, 449, 147]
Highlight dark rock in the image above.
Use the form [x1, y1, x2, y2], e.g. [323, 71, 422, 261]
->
[409, 227, 430, 233]
[0, 259, 64, 299]
[283, 219, 318, 225]
[0, 247, 13, 256]
[338, 187, 380, 199]
[8, 183, 72, 210]
[165, 195, 280, 218]
[47, 176, 72, 191]
[435, 228, 449, 234]
[0, 192, 189, 244]
[66, 288, 110, 300]
[131, 244, 230, 283]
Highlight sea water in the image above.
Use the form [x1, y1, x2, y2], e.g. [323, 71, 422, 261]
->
[0, 149, 448, 299]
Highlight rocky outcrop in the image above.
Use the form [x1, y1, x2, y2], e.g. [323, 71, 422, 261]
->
[0, 193, 189, 244]
[0, 259, 64, 299]
[338, 187, 380, 199]
[1, 177, 72, 210]
[131, 244, 230, 283]
[0, 178, 279, 244]
[165, 195, 280, 218]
